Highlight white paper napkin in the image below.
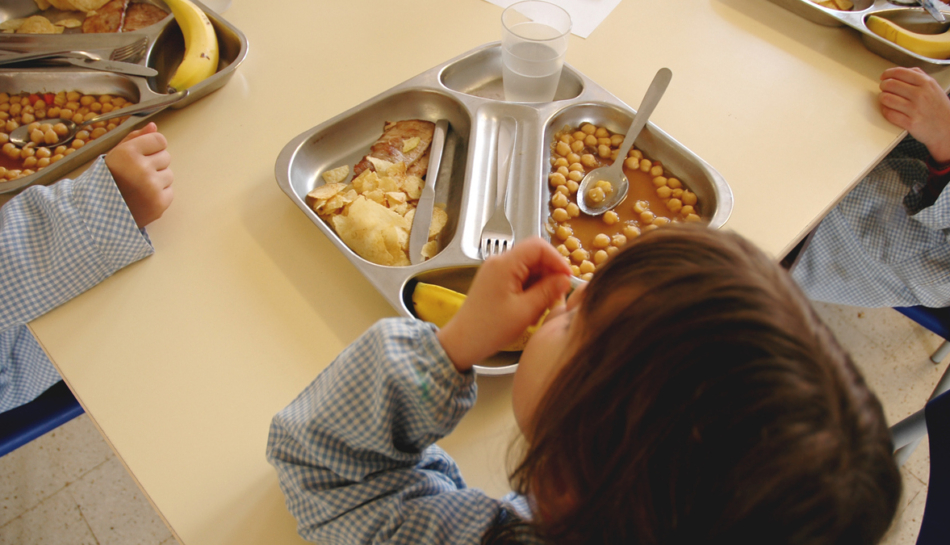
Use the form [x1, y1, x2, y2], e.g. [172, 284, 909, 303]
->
[484, 0, 621, 39]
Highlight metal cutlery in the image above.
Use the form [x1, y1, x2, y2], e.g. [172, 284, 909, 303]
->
[479, 117, 517, 259]
[0, 49, 157, 77]
[409, 119, 450, 265]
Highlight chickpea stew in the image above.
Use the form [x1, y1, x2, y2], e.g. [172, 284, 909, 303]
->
[546, 122, 703, 281]
[0, 91, 134, 183]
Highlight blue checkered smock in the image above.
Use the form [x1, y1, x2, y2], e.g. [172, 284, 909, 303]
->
[0, 157, 154, 412]
[267, 318, 541, 544]
[792, 136, 950, 308]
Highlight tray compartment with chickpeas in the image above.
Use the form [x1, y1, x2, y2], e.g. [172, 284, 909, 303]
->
[0, 0, 247, 193]
[276, 43, 733, 374]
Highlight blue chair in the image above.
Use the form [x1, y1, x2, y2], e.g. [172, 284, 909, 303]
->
[894, 306, 950, 363]
[0, 381, 84, 457]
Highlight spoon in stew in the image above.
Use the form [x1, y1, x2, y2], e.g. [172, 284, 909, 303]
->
[576, 68, 672, 216]
[9, 89, 189, 148]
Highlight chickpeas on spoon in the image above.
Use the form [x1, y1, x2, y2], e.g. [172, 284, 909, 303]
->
[9, 90, 188, 148]
[577, 68, 672, 216]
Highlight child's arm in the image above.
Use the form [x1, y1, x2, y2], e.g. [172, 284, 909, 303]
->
[267, 319, 515, 544]
[879, 67, 950, 164]
[0, 122, 170, 330]
[437, 237, 573, 371]
[105, 122, 173, 228]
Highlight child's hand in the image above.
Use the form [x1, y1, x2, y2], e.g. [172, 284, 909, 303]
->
[437, 237, 573, 372]
[105, 122, 173, 228]
[879, 67, 950, 164]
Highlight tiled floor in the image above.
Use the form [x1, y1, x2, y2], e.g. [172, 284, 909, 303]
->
[0, 302, 944, 544]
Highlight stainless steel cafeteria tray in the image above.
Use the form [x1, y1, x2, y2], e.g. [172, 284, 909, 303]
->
[768, 0, 950, 69]
[275, 42, 734, 375]
[0, 0, 248, 193]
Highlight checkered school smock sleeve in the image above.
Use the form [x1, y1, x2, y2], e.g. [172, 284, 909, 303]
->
[267, 318, 540, 545]
[792, 136, 950, 308]
[0, 156, 154, 412]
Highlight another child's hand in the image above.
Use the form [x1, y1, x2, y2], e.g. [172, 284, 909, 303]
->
[437, 237, 573, 372]
[105, 122, 173, 228]
[879, 67, 950, 164]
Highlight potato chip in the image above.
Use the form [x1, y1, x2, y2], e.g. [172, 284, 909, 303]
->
[46, 0, 76, 10]
[429, 206, 448, 239]
[67, 0, 111, 12]
[0, 19, 25, 31]
[33, 0, 52, 9]
[351, 169, 378, 193]
[56, 18, 83, 28]
[307, 182, 346, 201]
[421, 240, 439, 259]
[17, 15, 62, 34]
[366, 156, 395, 174]
[833, 0, 853, 9]
[401, 176, 424, 200]
[320, 194, 349, 215]
[331, 197, 410, 266]
[402, 137, 421, 153]
[386, 191, 407, 206]
[377, 175, 398, 193]
[321, 165, 350, 184]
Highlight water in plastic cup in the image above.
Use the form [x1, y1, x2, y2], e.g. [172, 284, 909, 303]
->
[501, 1, 571, 103]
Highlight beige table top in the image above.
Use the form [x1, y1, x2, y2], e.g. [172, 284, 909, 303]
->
[20, 0, 950, 543]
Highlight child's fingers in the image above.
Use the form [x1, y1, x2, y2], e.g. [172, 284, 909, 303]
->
[522, 274, 572, 316]
[509, 237, 573, 280]
[124, 131, 168, 156]
[117, 122, 158, 145]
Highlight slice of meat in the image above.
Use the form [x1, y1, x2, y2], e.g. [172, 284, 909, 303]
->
[81, 0, 127, 33]
[121, 2, 168, 32]
[353, 120, 435, 178]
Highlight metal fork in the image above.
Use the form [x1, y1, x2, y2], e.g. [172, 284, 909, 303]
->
[479, 117, 517, 259]
[110, 37, 149, 62]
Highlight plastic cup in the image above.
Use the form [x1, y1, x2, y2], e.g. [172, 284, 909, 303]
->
[501, 1, 572, 103]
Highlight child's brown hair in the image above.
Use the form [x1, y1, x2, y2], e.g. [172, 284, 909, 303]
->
[493, 225, 901, 544]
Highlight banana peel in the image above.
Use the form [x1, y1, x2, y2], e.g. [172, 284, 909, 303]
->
[411, 282, 546, 352]
[866, 15, 950, 60]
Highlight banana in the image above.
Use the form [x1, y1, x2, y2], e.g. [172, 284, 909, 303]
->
[164, 0, 220, 91]
[411, 282, 546, 352]
[866, 15, 950, 60]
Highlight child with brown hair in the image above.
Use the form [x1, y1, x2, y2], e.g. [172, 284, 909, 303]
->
[267, 225, 901, 544]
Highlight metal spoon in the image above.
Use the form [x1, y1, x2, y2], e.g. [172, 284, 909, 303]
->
[576, 68, 672, 216]
[9, 89, 189, 148]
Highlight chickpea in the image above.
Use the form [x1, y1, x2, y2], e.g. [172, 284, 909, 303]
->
[549, 172, 567, 187]
[59, 108, 73, 119]
[22, 156, 37, 169]
[597, 144, 611, 158]
[553, 157, 568, 168]
[667, 177, 682, 189]
[552, 208, 570, 223]
[36, 157, 50, 168]
[556, 225, 573, 241]
[35, 110, 46, 120]
[653, 217, 670, 227]
[53, 123, 69, 136]
[685, 213, 702, 223]
[551, 192, 569, 208]
[555, 141, 571, 156]
[640, 210, 655, 224]
[567, 170, 584, 182]
[9, 103, 21, 116]
[105, 122, 117, 131]
[610, 134, 624, 146]
[603, 210, 619, 225]
[595, 180, 613, 195]
[572, 130, 586, 141]
[2, 142, 16, 156]
[623, 157, 638, 170]
[606, 245, 620, 257]
[555, 185, 570, 196]
[629, 149, 643, 159]
[569, 162, 585, 173]
[580, 154, 597, 168]
[5, 120, 18, 133]
[581, 123, 596, 135]
[75, 130, 90, 141]
[597, 137, 612, 147]
[586, 187, 606, 204]
[667, 198, 683, 213]
[564, 236, 581, 251]
[0, 93, 7, 104]
[671, 188, 684, 199]
[54, 145, 67, 156]
[30, 129, 44, 144]
[82, 112, 96, 122]
[112, 97, 127, 108]
[44, 130, 59, 145]
[0, 133, 9, 145]
[571, 265, 581, 276]
[64, 148, 75, 156]
[593, 233, 611, 248]
[656, 186, 672, 199]
[53, 93, 66, 107]
[20, 146, 34, 158]
[579, 260, 596, 275]
[593, 250, 609, 265]
[101, 103, 114, 114]
[79, 95, 95, 106]
[66, 91, 80, 102]
[611, 234, 628, 247]
[650, 165, 664, 177]
[566, 180, 579, 194]
[6, 169, 21, 180]
[566, 152, 580, 164]
[571, 248, 589, 264]
[570, 140, 585, 153]
[642, 224, 659, 232]
[566, 202, 580, 218]
[558, 134, 572, 145]
[632, 200, 650, 214]
[51, 153, 64, 163]
[0, 104, 8, 113]
[65, 101, 80, 111]
[71, 139, 84, 149]
[556, 166, 569, 177]
[581, 272, 594, 282]
[584, 134, 598, 147]
[20, 113, 34, 125]
[72, 113, 84, 124]
[610, 149, 619, 161]
[90, 102, 102, 113]
[99, 95, 113, 105]
[4, 147, 19, 160]
[556, 244, 570, 257]
[680, 205, 695, 217]
[682, 190, 697, 206]
[594, 127, 609, 138]
[35, 147, 50, 158]
[22, 105, 34, 116]
[90, 127, 107, 139]
[639, 159, 652, 172]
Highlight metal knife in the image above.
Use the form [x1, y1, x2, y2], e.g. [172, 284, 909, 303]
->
[410, 119, 449, 266]
[919, 0, 946, 23]
[62, 58, 158, 77]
